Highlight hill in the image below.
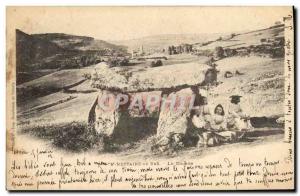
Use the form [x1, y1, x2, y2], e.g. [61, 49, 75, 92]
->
[33, 33, 126, 52]
[16, 29, 64, 71]
[111, 33, 224, 53]
[111, 24, 284, 57]
[16, 30, 128, 84]
[194, 24, 284, 50]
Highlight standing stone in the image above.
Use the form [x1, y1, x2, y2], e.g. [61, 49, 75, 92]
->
[93, 90, 126, 136]
[156, 88, 195, 137]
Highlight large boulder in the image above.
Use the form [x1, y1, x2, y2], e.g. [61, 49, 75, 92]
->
[91, 62, 214, 92]
[157, 88, 195, 137]
[91, 90, 124, 136]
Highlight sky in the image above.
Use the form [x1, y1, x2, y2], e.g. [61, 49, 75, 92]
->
[7, 6, 292, 41]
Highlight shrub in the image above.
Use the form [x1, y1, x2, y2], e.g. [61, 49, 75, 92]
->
[150, 60, 163, 67]
[107, 57, 129, 67]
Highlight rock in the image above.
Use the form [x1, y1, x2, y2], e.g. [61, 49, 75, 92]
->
[89, 62, 217, 143]
[156, 88, 195, 137]
[93, 90, 126, 136]
[91, 90, 160, 139]
[91, 87, 200, 138]
[91, 62, 213, 92]
[224, 71, 233, 78]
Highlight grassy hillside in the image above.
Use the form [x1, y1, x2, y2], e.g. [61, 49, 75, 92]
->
[16, 29, 64, 71]
[193, 24, 285, 58]
[17, 67, 94, 104]
[33, 33, 127, 52]
[16, 29, 128, 84]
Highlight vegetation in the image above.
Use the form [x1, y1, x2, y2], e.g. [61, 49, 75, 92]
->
[20, 120, 157, 153]
[107, 57, 129, 67]
[150, 60, 163, 67]
[16, 29, 128, 84]
[167, 44, 193, 55]
[214, 46, 225, 59]
[21, 122, 98, 152]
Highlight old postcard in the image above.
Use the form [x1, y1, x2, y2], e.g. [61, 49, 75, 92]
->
[6, 6, 295, 190]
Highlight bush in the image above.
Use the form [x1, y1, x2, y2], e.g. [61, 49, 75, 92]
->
[107, 57, 129, 67]
[150, 60, 163, 67]
[107, 58, 118, 67]
[271, 47, 284, 58]
[119, 58, 129, 66]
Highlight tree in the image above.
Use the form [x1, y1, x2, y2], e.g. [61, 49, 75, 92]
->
[168, 46, 172, 55]
[188, 45, 193, 53]
[156, 60, 163, 66]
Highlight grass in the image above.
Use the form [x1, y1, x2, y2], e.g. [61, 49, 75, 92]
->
[17, 68, 91, 103]
[21, 122, 99, 152]
[20, 121, 154, 153]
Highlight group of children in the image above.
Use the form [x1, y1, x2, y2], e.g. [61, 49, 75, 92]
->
[152, 94, 254, 155]
[190, 94, 254, 147]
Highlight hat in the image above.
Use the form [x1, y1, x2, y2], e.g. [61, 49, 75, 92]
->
[230, 95, 242, 99]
